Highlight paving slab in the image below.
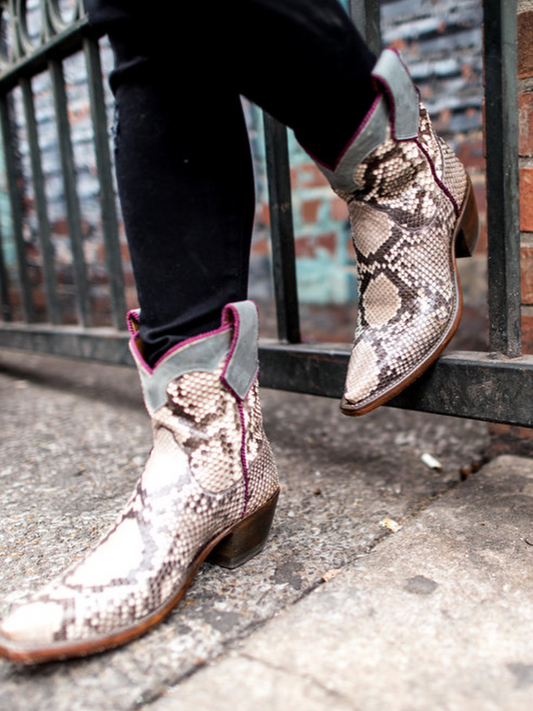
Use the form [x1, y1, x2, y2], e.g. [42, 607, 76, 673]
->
[0, 349, 488, 711]
[153, 455, 533, 711]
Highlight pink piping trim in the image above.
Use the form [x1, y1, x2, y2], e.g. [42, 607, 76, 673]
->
[309, 94, 382, 171]
[130, 319, 233, 376]
[237, 400, 249, 518]
[415, 138, 460, 216]
[126, 309, 140, 336]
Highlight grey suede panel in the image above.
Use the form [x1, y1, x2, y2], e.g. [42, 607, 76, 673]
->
[318, 97, 388, 192]
[223, 300, 259, 399]
[315, 49, 419, 193]
[372, 49, 419, 140]
[132, 300, 259, 413]
[138, 329, 232, 414]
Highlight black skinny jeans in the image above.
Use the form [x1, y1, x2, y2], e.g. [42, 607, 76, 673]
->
[84, 0, 377, 365]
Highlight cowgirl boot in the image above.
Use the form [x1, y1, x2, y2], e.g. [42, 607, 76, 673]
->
[315, 48, 479, 416]
[0, 301, 279, 663]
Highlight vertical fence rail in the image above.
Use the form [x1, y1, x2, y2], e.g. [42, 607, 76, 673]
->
[264, 113, 301, 343]
[0, 220, 10, 321]
[0, 93, 34, 322]
[20, 77, 61, 325]
[350, 0, 382, 54]
[84, 36, 126, 330]
[49, 58, 90, 327]
[483, 0, 521, 357]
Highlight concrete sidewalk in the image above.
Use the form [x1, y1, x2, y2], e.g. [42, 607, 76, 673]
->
[0, 349, 531, 710]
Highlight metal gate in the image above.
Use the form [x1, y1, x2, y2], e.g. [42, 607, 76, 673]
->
[0, 0, 530, 427]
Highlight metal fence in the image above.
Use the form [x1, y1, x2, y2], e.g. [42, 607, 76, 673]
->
[0, 0, 531, 427]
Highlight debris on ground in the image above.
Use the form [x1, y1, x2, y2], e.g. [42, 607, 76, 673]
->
[421, 453, 443, 471]
[379, 517, 402, 533]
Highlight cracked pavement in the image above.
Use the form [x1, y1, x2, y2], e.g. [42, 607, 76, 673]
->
[1, 349, 531, 710]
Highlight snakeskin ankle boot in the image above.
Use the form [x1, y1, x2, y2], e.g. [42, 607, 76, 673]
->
[316, 48, 479, 416]
[0, 301, 279, 663]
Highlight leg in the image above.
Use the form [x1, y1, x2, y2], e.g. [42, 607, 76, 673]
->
[90, 0, 378, 365]
[99, 7, 256, 365]
[228, 0, 377, 166]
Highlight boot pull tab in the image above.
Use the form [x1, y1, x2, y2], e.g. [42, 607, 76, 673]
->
[221, 301, 259, 401]
[126, 309, 141, 336]
[371, 48, 420, 140]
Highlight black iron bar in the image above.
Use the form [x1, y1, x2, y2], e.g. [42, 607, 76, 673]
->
[0, 19, 91, 92]
[0, 93, 34, 322]
[258, 345, 533, 427]
[2, 319, 533, 427]
[264, 113, 301, 343]
[483, 0, 521, 356]
[350, 0, 382, 54]
[49, 58, 90, 327]
[0, 220, 11, 321]
[84, 37, 126, 330]
[20, 77, 61, 325]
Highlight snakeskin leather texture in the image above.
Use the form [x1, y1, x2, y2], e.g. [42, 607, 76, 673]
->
[0, 357, 278, 654]
[341, 104, 469, 412]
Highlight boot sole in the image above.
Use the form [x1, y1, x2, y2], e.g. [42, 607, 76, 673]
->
[341, 176, 479, 417]
[0, 489, 280, 664]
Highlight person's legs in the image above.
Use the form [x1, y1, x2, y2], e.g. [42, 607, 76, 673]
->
[85, 0, 378, 366]
[228, 0, 377, 167]
[87, 5, 255, 365]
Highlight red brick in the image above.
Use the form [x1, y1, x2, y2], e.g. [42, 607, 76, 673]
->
[519, 92, 533, 156]
[521, 309, 533, 354]
[461, 63, 474, 82]
[457, 138, 485, 171]
[473, 182, 488, 253]
[520, 166, 533, 231]
[125, 288, 139, 312]
[330, 197, 348, 222]
[301, 198, 321, 224]
[255, 202, 270, 227]
[68, 105, 90, 124]
[52, 218, 69, 236]
[435, 107, 452, 133]
[96, 242, 106, 263]
[250, 237, 269, 257]
[295, 233, 336, 259]
[32, 286, 47, 312]
[518, 10, 533, 79]
[123, 269, 136, 288]
[389, 38, 407, 52]
[291, 163, 329, 189]
[521, 246, 533, 304]
[120, 241, 131, 262]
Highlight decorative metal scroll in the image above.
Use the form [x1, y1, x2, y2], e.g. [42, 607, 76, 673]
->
[0, 0, 85, 71]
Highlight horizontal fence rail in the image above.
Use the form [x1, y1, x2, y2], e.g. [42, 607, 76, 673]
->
[1, 321, 533, 426]
[0, 0, 532, 428]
